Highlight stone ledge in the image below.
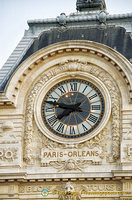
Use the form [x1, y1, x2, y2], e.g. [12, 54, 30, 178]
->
[0, 172, 131, 183]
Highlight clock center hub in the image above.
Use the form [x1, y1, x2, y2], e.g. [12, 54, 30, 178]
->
[55, 92, 90, 125]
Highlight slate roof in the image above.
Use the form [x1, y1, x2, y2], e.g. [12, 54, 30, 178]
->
[0, 9, 132, 91]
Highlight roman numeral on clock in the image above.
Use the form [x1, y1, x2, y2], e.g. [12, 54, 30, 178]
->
[82, 123, 88, 131]
[58, 86, 66, 95]
[70, 126, 76, 135]
[82, 86, 88, 93]
[70, 83, 78, 91]
[88, 114, 98, 123]
[56, 122, 65, 133]
[89, 93, 97, 100]
[48, 95, 58, 101]
[47, 115, 58, 126]
[92, 105, 101, 110]
[45, 107, 54, 112]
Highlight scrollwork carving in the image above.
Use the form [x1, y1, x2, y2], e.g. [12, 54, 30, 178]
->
[49, 159, 91, 171]
[41, 133, 65, 150]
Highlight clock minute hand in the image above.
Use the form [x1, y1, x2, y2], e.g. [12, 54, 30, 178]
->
[45, 101, 81, 110]
[45, 101, 69, 108]
[45, 100, 58, 106]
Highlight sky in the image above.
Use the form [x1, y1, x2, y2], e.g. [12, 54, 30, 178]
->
[0, 0, 132, 68]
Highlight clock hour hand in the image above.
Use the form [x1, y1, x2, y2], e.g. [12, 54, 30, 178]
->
[75, 107, 83, 112]
[45, 101, 82, 115]
[57, 109, 72, 120]
[57, 101, 81, 109]
[72, 102, 81, 110]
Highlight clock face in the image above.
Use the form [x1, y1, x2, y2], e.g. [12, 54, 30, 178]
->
[41, 79, 105, 138]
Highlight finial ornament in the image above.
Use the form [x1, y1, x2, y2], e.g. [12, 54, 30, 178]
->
[57, 13, 67, 26]
[76, 0, 106, 12]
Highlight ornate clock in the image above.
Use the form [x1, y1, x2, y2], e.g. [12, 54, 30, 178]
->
[41, 79, 105, 139]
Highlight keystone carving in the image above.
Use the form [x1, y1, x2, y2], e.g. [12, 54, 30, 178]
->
[58, 182, 81, 200]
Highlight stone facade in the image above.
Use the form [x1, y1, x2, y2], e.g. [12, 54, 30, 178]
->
[0, 40, 132, 199]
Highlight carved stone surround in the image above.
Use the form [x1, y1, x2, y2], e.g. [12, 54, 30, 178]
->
[1, 41, 132, 174]
[24, 59, 121, 165]
[35, 69, 111, 144]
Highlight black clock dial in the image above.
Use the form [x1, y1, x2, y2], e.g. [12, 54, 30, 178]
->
[42, 79, 105, 138]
